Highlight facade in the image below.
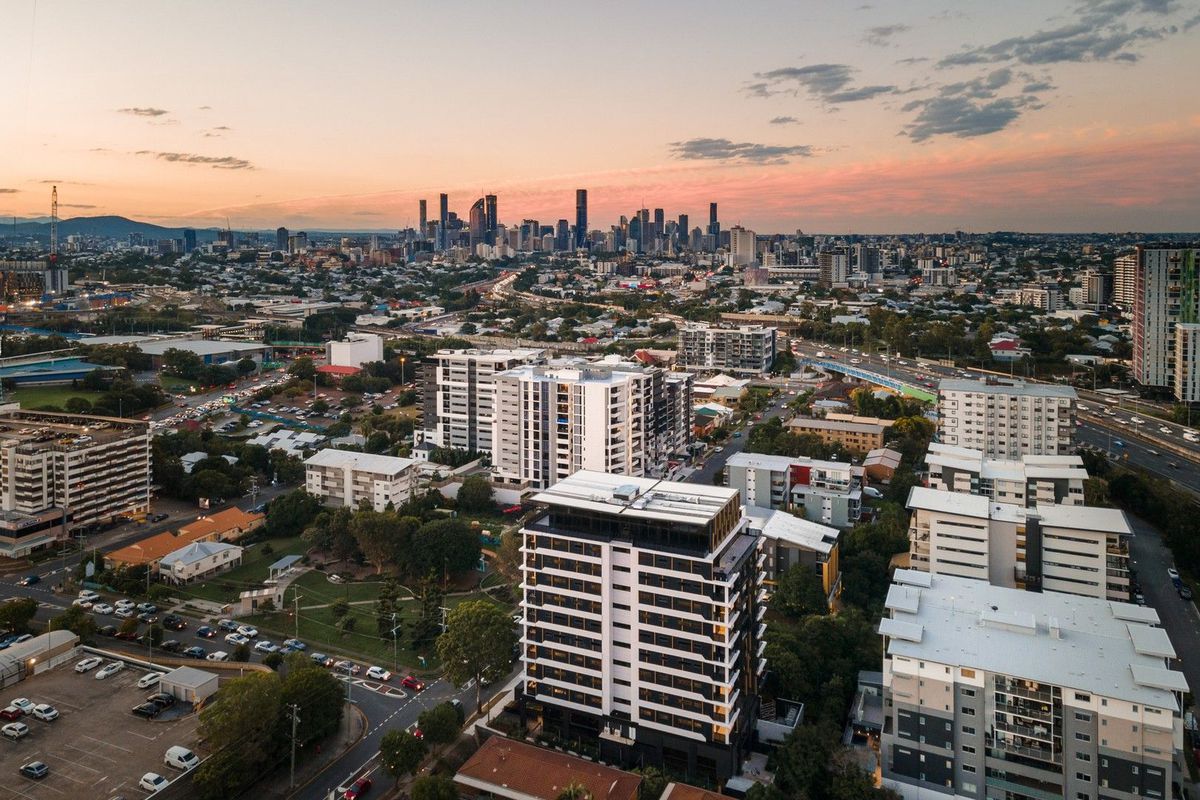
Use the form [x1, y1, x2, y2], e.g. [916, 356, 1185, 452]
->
[492, 361, 692, 490]
[818, 249, 850, 288]
[0, 409, 150, 557]
[326, 332, 384, 369]
[1175, 323, 1200, 403]
[575, 189, 588, 249]
[1114, 251, 1137, 310]
[1132, 245, 1200, 398]
[728, 226, 757, 266]
[158, 541, 242, 584]
[924, 443, 1087, 507]
[743, 505, 840, 602]
[724, 451, 862, 529]
[1018, 283, 1061, 311]
[880, 569, 1186, 800]
[786, 416, 888, 455]
[519, 472, 764, 784]
[420, 348, 544, 453]
[937, 379, 1077, 458]
[906, 486, 1131, 601]
[304, 449, 417, 512]
[677, 324, 777, 375]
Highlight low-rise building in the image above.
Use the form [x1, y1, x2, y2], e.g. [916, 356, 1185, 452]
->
[724, 451, 862, 528]
[924, 443, 1086, 507]
[326, 332, 384, 369]
[454, 737, 641, 800]
[862, 447, 902, 483]
[906, 485, 1131, 601]
[744, 505, 840, 603]
[304, 449, 418, 512]
[786, 416, 889, 455]
[880, 569, 1187, 800]
[178, 506, 264, 542]
[158, 541, 242, 584]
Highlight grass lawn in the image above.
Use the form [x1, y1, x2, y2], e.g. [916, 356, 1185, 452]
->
[183, 536, 308, 604]
[10, 385, 105, 410]
[292, 570, 402, 606]
[158, 374, 195, 392]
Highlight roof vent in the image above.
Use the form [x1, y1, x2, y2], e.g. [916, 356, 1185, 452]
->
[612, 484, 640, 502]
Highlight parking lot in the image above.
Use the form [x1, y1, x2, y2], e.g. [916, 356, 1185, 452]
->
[0, 657, 203, 800]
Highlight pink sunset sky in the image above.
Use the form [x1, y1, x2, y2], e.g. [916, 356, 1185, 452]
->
[2, 0, 1199, 232]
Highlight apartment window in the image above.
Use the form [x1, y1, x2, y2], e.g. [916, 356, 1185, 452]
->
[1076, 752, 1092, 762]
[1076, 794, 1091, 800]
[960, 706, 976, 716]
[1076, 772, 1092, 783]
[962, 745, 976, 755]
[961, 725, 976, 736]
[1075, 712, 1091, 722]
[962, 764, 976, 774]
[1074, 692, 1091, 702]
[614, 678, 630, 687]
[960, 688, 976, 698]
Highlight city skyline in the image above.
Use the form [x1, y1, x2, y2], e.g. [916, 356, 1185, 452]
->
[2, 0, 1199, 232]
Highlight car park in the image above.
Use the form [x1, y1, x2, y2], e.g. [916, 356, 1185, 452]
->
[75, 656, 102, 672]
[31, 704, 58, 721]
[95, 661, 125, 680]
[19, 760, 48, 779]
[2, 721, 29, 739]
[138, 672, 166, 689]
[139, 772, 169, 792]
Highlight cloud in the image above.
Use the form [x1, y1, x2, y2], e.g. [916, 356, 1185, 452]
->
[1184, 11, 1200, 29]
[213, 126, 231, 131]
[1022, 80, 1055, 92]
[351, 210, 382, 216]
[117, 107, 170, 117]
[903, 96, 1025, 142]
[0, 188, 19, 194]
[769, 116, 800, 125]
[826, 84, 898, 103]
[60, 203, 96, 209]
[668, 138, 814, 164]
[203, 125, 233, 138]
[896, 56, 930, 65]
[198, 105, 212, 110]
[134, 151, 255, 170]
[865, 24, 910, 46]
[749, 63, 899, 106]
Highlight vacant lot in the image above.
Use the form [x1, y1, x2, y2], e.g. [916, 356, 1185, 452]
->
[0, 655, 204, 800]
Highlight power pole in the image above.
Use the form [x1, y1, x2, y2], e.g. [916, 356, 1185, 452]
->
[292, 589, 302, 640]
[288, 703, 301, 788]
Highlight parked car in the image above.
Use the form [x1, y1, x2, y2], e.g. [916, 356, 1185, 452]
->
[136, 603, 158, 614]
[8, 698, 33, 715]
[310, 652, 333, 667]
[334, 660, 360, 675]
[254, 640, 279, 654]
[224, 632, 248, 646]
[1180, 586, 1194, 601]
[162, 614, 186, 631]
[0, 706, 23, 721]
[401, 675, 425, 692]
[114, 608, 135, 619]
[216, 619, 238, 632]
[183, 646, 207, 659]
[95, 661, 125, 680]
[160, 639, 182, 653]
[137, 672, 166, 690]
[92, 603, 114, 615]
[115, 599, 135, 611]
[147, 693, 175, 709]
[236, 625, 258, 638]
[75, 656, 102, 673]
[132, 702, 161, 719]
[97, 625, 117, 637]
[137, 613, 158, 625]
[19, 761, 48, 779]
[31, 704, 57, 722]
[2, 721, 29, 739]
[282, 638, 306, 651]
[164, 746, 200, 770]
[77, 590, 100, 603]
[139, 772, 169, 793]
[206, 651, 229, 662]
[1169, 567, 1183, 587]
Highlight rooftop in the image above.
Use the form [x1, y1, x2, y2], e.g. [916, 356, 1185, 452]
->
[907, 485, 1130, 534]
[453, 737, 641, 800]
[178, 506, 264, 539]
[661, 784, 736, 800]
[743, 505, 839, 554]
[938, 378, 1078, 399]
[160, 666, 218, 689]
[160, 541, 241, 569]
[787, 417, 887, 434]
[531, 470, 738, 527]
[925, 442, 1087, 481]
[725, 451, 854, 474]
[883, 570, 1187, 708]
[304, 448, 416, 476]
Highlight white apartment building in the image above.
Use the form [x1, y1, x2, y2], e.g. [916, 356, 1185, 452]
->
[723, 451, 862, 529]
[923, 443, 1086, 507]
[0, 409, 151, 558]
[1132, 245, 1200, 399]
[420, 348, 544, 453]
[906, 485, 1131, 601]
[818, 249, 850, 288]
[1018, 283, 1061, 311]
[304, 449, 417, 512]
[881, 570, 1186, 800]
[519, 471, 764, 784]
[326, 332, 384, 369]
[937, 379, 1077, 458]
[492, 361, 692, 490]
[727, 226, 757, 266]
[677, 324, 777, 375]
[1114, 250, 1137, 310]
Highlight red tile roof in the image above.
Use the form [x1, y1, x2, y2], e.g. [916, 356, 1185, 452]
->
[454, 737, 640, 800]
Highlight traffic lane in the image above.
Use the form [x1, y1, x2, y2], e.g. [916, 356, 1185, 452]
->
[687, 395, 793, 485]
[1075, 426, 1200, 495]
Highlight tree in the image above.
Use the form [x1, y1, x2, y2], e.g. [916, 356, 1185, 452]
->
[330, 598, 350, 621]
[412, 774, 459, 800]
[162, 347, 206, 380]
[0, 598, 39, 633]
[417, 702, 461, 748]
[380, 730, 427, 778]
[233, 642, 252, 662]
[281, 658, 343, 744]
[774, 563, 828, 618]
[436, 600, 517, 712]
[410, 518, 481, 580]
[50, 605, 96, 639]
[456, 474, 495, 513]
[262, 652, 283, 671]
[118, 616, 139, 636]
[288, 356, 317, 381]
[265, 489, 323, 538]
[193, 672, 283, 800]
[493, 530, 522, 584]
[632, 767, 667, 800]
[236, 357, 257, 376]
[557, 781, 594, 800]
[65, 396, 93, 414]
[352, 509, 408, 574]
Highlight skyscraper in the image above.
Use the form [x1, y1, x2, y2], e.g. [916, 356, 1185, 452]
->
[707, 202, 720, 245]
[1133, 246, 1200, 399]
[677, 214, 688, 247]
[468, 198, 486, 247]
[653, 208, 664, 237]
[419, 200, 427, 239]
[438, 193, 449, 250]
[275, 227, 287, 252]
[574, 189, 588, 249]
[484, 194, 498, 245]
[183, 228, 197, 253]
[554, 219, 569, 252]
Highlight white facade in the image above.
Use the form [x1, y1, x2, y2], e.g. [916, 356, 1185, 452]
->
[923, 443, 1086, 507]
[1133, 246, 1200, 397]
[158, 541, 242, 584]
[304, 449, 417, 512]
[1114, 251, 1137, 310]
[492, 361, 691, 490]
[677, 324, 777, 375]
[728, 226, 757, 266]
[420, 348, 544, 452]
[326, 333, 384, 369]
[906, 486, 1131, 601]
[937, 379, 1076, 458]
[1175, 323, 1200, 403]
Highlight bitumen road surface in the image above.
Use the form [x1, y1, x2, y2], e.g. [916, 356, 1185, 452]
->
[685, 389, 796, 485]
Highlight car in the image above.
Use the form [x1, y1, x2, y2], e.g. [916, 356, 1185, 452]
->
[75, 656, 102, 673]
[8, 698, 33, 714]
[114, 629, 139, 641]
[344, 777, 373, 800]
[137, 672, 166, 689]
[1180, 586, 1194, 601]
[137, 612, 158, 624]
[115, 599, 135, 611]
[19, 761, 48, 779]
[78, 589, 100, 603]
[714, 446, 724, 453]
[216, 619, 238, 632]
[31, 704, 57, 722]
[147, 693, 175, 709]
[2, 721, 29, 739]
[164, 745, 200, 770]
[132, 702, 161, 718]
[139, 772, 169, 793]
[365, 666, 392, 681]
[224, 632, 249, 646]
[150, 513, 169, 523]
[236, 624, 258, 638]
[18, 574, 39, 586]
[72, 597, 93, 609]
[136, 603, 158, 614]
[196, 626, 215, 639]
[206, 651, 229, 662]
[93, 603, 114, 615]
[311, 652, 333, 667]
[97, 624, 117, 637]
[183, 646, 207, 659]
[160, 639, 182, 653]
[401, 675, 425, 691]
[95, 661, 125, 680]
[1169, 462, 1181, 469]
[0, 706, 22, 721]
[334, 660, 360, 675]
[114, 607, 135, 619]
[282, 638, 306, 651]
[162, 614, 186, 631]
[254, 640, 279, 654]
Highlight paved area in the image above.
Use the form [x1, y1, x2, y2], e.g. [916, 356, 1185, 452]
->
[0, 659, 202, 800]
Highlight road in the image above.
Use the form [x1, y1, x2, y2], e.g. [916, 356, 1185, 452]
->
[685, 388, 798, 485]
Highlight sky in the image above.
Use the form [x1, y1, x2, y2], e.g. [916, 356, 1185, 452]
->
[2, 0, 1199, 233]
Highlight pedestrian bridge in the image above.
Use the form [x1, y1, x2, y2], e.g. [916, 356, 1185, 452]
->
[797, 358, 936, 402]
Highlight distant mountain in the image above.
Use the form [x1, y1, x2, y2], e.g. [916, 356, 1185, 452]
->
[3, 215, 221, 240]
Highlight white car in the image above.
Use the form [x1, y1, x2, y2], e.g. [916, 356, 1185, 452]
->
[92, 603, 114, 615]
[114, 607, 135, 619]
[8, 698, 33, 715]
[224, 632, 249, 646]
[137, 672, 166, 690]
[75, 656, 102, 673]
[72, 597, 94, 609]
[365, 666, 392, 682]
[31, 704, 58, 721]
[115, 599, 135, 611]
[1, 721, 29, 740]
[95, 661, 124, 680]
[253, 640, 278, 654]
[236, 625, 258, 638]
[139, 772, 169, 793]
[77, 590, 100, 603]
[1160, 426, 1173, 434]
[206, 651, 229, 662]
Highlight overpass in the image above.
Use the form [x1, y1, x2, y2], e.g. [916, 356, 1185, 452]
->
[798, 357, 936, 402]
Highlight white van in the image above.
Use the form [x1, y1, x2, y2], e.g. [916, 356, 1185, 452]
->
[205, 651, 229, 662]
[165, 746, 200, 771]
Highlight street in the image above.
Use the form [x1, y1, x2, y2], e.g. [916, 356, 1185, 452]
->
[685, 388, 796, 485]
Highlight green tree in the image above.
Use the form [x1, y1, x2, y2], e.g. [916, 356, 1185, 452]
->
[64, 396, 93, 414]
[557, 781, 594, 800]
[412, 774, 459, 800]
[193, 672, 283, 800]
[436, 600, 517, 712]
[380, 730, 427, 778]
[774, 563, 828, 618]
[118, 616, 139, 636]
[417, 702, 461, 748]
[233, 642, 252, 662]
[50, 605, 96, 639]
[330, 598, 350, 621]
[236, 357, 257, 376]
[456, 474, 495, 513]
[633, 767, 668, 800]
[351, 509, 410, 574]
[288, 356, 317, 381]
[0, 597, 39, 633]
[265, 489, 323, 538]
[410, 518, 481, 580]
[262, 652, 283, 671]
[282, 658, 344, 744]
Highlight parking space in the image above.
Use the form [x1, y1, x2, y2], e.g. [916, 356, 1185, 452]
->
[0, 657, 203, 800]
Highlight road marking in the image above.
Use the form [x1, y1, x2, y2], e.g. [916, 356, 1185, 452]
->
[82, 734, 133, 753]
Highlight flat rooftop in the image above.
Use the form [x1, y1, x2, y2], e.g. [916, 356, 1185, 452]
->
[531, 470, 738, 527]
[925, 442, 1087, 481]
[883, 570, 1187, 708]
[938, 378, 1078, 399]
[744, 505, 839, 554]
[725, 451, 853, 474]
[304, 448, 416, 476]
[907, 485, 1130, 535]
[0, 408, 147, 449]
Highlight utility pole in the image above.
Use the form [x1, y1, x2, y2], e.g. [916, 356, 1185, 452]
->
[288, 703, 301, 788]
[292, 589, 302, 640]
[147, 566, 153, 662]
[391, 612, 400, 672]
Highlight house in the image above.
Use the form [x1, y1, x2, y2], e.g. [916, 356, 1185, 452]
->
[454, 737, 641, 800]
[862, 447, 903, 483]
[105, 530, 212, 572]
[158, 541, 242, 584]
[178, 506, 265, 543]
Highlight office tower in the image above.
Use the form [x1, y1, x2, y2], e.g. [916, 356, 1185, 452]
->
[1018, 283, 1061, 311]
[1114, 251, 1137, 310]
[492, 361, 692, 490]
[275, 227, 287, 252]
[1132, 246, 1200, 398]
[937, 379, 1077, 458]
[677, 324, 777, 375]
[677, 214, 688, 247]
[419, 200, 427, 238]
[728, 226, 757, 266]
[518, 471, 763, 783]
[853, 243, 881, 277]
[628, 215, 642, 253]
[653, 208, 664, 237]
[574, 189, 588, 249]
[706, 202, 719, 245]
[439, 193, 449, 250]
[468, 198, 486, 247]
[419, 348, 545, 453]
[484, 194, 498, 245]
[304, 450, 417, 513]
[880, 570, 1186, 800]
[183, 228, 197, 253]
[818, 248, 851, 288]
[906, 485, 1130, 600]
[690, 227, 702, 251]
[724, 451, 861, 529]
[554, 220, 569, 252]
[923, 443, 1086, 507]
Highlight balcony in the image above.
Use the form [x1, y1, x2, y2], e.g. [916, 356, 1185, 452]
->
[985, 775, 1063, 800]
